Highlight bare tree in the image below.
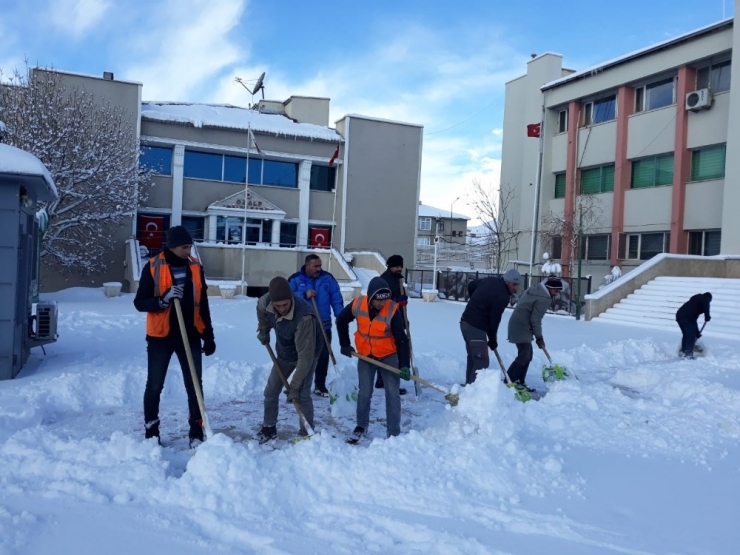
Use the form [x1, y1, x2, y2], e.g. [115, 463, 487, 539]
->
[540, 193, 604, 274]
[468, 179, 523, 273]
[0, 65, 152, 274]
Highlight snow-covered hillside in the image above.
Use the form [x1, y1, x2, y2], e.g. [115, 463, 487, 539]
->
[1, 288, 739, 554]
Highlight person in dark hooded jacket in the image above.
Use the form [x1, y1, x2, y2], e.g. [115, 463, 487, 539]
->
[676, 292, 712, 359]
[459, 269, 521, 384]
[336, 277, 410, 442]
[376, 254, 409, 394]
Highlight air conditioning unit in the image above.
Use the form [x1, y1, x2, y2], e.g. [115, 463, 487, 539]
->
[29, 301, 59, 348]
[685, 88, 713, 111]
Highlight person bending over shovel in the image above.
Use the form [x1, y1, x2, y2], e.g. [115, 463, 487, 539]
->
[336, 277, 410, 443]
[256, 277, 321, 443]
[506, 277, 562, 391]
[676, 292, 712, 359]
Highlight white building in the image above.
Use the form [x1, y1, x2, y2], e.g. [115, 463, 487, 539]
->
[500, 17, 740, 278]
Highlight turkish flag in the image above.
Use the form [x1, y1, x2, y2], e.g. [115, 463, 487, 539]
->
[138, 215, 165, 249]
[526, 123, 541, 138]
[309, 227, 330, 248]
[328, 143, 340, 167]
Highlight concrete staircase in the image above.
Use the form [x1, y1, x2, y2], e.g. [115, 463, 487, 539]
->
[594, 276, 740, 340]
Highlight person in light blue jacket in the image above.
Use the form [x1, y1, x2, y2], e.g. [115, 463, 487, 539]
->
[289, 254, 344, 396]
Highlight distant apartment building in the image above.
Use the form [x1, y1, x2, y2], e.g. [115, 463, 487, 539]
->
[32, 69, 423, 292]
[500, 18, 740, 278]
[414, 203, 486, 270]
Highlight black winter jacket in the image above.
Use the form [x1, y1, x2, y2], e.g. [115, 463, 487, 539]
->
[676, 293, 712, 322]
[461, 277, 511, 342]
[380, 268, 404, 300]
[133, 248, 215, 345]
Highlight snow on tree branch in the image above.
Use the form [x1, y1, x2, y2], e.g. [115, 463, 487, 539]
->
[0, 65, 153, 274]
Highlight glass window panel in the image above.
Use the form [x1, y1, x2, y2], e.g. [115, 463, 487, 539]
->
[631, 159, 655, 189]
[696, 67, 710, 89]
[587, 234, 610, 260]
[419, 217, 431, 230]
[554, 173, 566, 198]
[216, 216, 244, 244]
[310, 165, 336, 191]
[140, 146, 173, 176]
[181, 216, 204, 242]
[580, 167, 601, 195]
[640, 233, 665, 260]
[704, 230, 722, 256]
[635, 87, 645, 112]
[184, 151, 223, 180]
[584, 103, 593, 126]
[417, 237, 431, 246]
[224, 155, 247, 183]
[592, 95, 616, 124]
[691, 145, 726, 181]
[247, 158, 262, 185]
[655, 154, 674, 186]
[262, 160, 297, 187]
[279, 222, 298, 247]
[628, 235, 639, 259]
[688, 231, 703, 255]
[551, 236, 562, 259]
[711, 61, 731, 93]
[645, 78, 674, 110]
[558, 110, 567, 133]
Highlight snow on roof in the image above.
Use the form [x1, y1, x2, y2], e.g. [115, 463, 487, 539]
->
[418, 203, 470, 220]
[338, 113, 424, 129]
[141, 102, 343, 142]
[0, 143, 58, 197]
[542, 17, 733, 91]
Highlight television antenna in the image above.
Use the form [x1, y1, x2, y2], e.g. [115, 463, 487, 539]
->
[234, 72, 266, 108]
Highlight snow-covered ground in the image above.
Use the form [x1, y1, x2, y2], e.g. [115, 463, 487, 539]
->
[2, 288, 739, 554]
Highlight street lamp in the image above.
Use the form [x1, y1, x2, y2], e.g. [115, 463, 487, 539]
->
[432, 217, 440, 290]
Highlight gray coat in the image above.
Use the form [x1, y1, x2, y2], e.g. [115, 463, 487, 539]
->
[508, 283, 551, 343]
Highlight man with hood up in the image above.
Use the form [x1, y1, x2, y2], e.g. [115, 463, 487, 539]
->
[676, 292, 712, 359]
[336, 277, 410, 443]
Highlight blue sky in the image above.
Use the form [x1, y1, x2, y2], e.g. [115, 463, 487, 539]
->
[0, 0, 734, 222]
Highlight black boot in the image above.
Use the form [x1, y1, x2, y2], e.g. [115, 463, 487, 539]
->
[188, 417, 204, 445]
[257, 425, 277, 444]
[145, 419, 161, 445]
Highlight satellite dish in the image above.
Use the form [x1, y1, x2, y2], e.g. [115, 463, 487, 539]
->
[234, 72, 267, 108]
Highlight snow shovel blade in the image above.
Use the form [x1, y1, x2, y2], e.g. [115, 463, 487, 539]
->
[542, 363, 570, 382]
[507, 382, 532, 402]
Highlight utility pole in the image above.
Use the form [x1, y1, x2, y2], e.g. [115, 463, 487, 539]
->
[575, 206, 583, 320]
[432, 217, 440, 291]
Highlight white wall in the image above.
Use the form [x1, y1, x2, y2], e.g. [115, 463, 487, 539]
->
[623, 187, 673, 230]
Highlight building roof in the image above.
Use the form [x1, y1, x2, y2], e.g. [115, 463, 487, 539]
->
[541, 17, 733, 91]
[0, 143, 58, 200]
[418, 203, 470, 220]
[141, 102, 344, 142]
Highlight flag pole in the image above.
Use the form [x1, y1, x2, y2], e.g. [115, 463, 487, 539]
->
[528, 107, 545, 277]
[241, 123, 250, 296]
[327, 142, 340, 273]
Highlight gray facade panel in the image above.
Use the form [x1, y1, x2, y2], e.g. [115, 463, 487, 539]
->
[251, 185, 300, 219]
[344, 118, 421, 265]
[142, 176, 174, 209]
[308, 191, 336, 221]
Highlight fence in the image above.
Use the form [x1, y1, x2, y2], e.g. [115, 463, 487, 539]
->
[405, 269, 592, 316]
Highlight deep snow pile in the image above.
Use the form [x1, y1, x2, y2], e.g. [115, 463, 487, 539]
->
[1, 288, 739, 554]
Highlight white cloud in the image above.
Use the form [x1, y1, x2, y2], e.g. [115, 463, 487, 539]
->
[48, 0, 112, 38]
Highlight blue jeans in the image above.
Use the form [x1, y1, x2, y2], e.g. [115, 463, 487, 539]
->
[263, 357, 316, 433]
[144, 339, 203, 424]
[357, 354, 401, 437]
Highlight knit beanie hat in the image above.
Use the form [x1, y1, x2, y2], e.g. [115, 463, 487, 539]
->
[386, 254, 404, 268]
[367, 276, 392, 302]
[269, 277, 293, 303]
[503, 269, 521, 284]
[544, 277, 563, 290]
[166, 226, 193, 249]
[704, 292, 713, 301]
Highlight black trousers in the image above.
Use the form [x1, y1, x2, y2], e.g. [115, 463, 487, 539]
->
[506, 342, 533, 385]
[144, 339, 203, 424]
[676, 317, 699, 354]
[460, 321, 490, 384]
[313, 328, 332, 389]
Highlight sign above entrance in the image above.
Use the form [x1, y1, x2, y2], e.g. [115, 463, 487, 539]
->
[209, 189, 286, 217]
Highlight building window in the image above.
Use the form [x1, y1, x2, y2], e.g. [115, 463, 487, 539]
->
[584, 95, 616, 125]
[558, 109, 568, 133]
[697, 60, 731, 93]
[550, 236, 562, 260]
[580, 234, 610, 260]
[417, 236, 431, 246]
[181, 216, 205, 242]
[627, 232, 670, 260]
[580, 164, 614, 194]
[184, 150, 223, 180]
[554, 173, 566, 199]
[216, 216, 244, 244]
[436, 220, 445, 232]
[688, 230, 721, 256]
[140, 146, 173, 176]
[419, 217, 432, 231]
[310, 165, 336, 192]
[261, 159, 298, 188]
[691, 144, 726, 181]
[635, 77, 675, 112]
[224, 155, 248, 183]
[280, 222, 298, 247]
[631, 154, 674, 189]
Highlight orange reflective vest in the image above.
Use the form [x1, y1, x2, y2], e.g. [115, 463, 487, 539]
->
[351, 295, 399, 359]
[146, 252, 206, 338]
